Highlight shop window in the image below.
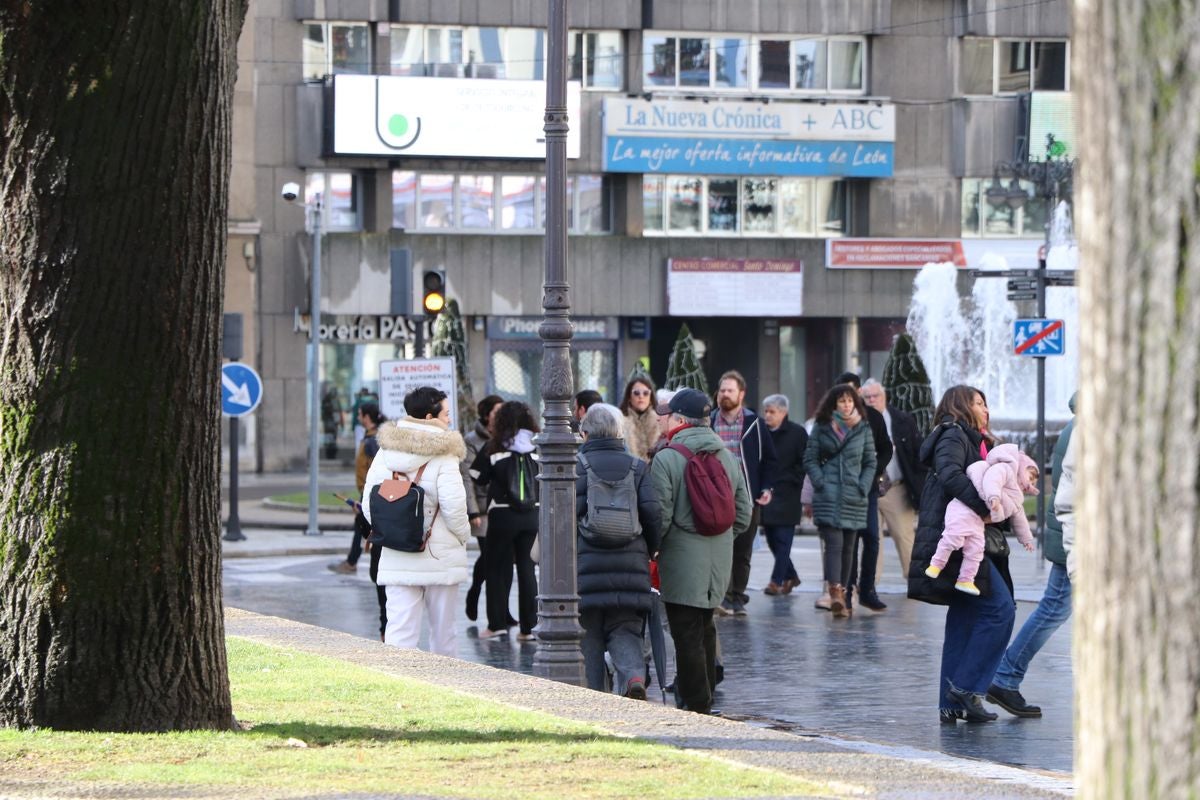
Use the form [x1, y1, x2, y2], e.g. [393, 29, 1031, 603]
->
[961, 178, 1055, 238]
[960, 37, 1069, 95]
[645, 176, 846, 238]
[305, 171, 361, 231]
[490, 341, 617, 411]
[303, 22, 371, 80]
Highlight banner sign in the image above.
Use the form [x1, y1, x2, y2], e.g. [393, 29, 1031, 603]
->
[332, 75, 581, 159]
[486, 316, 620, 340]
[825, 239, 1076, 271]
[379, 357, 460, 428]
[667, 258, 803, 317]
[603, 97, 894, 177]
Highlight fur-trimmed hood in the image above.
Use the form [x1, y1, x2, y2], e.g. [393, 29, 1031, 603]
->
[375, 418, 466, 474]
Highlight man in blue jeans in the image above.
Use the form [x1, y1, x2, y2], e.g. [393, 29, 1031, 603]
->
[987, 394, 1076, 718]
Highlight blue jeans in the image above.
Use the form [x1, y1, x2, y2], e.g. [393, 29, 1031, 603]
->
[939, 559, 1015, 710]
[763, 525, 800, 585]
[580, 608, 646, 694]
[992, 563, 1072, 691]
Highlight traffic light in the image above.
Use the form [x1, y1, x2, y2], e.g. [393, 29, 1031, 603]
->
[421, 269, 446, 316]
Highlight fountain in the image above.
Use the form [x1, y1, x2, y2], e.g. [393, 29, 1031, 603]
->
[907, 201, 1079, 443]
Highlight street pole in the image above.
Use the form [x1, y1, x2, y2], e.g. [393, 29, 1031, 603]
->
[306, 201, 323, 536]
[533, 0, 584, 685]
[223, 415, 246, 541]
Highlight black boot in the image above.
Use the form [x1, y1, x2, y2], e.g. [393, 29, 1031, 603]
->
[946, 684, 997, 722]
[986, 685, 1043, 718]
[939, 708, 965, 724]
[860, 590, 887, 611]
[464, 584, 480, 621]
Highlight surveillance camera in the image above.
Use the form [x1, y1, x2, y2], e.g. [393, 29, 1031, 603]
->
[280, 182, 300, 203]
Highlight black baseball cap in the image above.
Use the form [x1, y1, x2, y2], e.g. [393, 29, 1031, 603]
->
[668, 388, 712, 419]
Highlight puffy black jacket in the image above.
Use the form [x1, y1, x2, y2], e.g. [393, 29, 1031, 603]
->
[865, 406, 893, 487]
[907, 419, 1013, 604]
[574, 437, 662, 613]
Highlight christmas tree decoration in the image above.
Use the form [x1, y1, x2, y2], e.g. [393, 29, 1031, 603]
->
[430, 298, 477, 430]
[882, 332, 935, 435]
[664, 323, 708, 394]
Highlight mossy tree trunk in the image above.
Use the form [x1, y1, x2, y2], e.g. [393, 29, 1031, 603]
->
[1074, 0, 1200, 795]
[0, 1, 247, 731]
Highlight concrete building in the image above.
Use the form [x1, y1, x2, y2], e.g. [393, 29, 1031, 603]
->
[227, 0, 1073, 470]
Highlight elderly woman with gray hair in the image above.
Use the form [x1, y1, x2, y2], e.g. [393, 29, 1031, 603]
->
[574, 403, 663, 698]
[759, 394, 809, 595]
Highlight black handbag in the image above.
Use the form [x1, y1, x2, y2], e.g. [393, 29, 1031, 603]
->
[983, 524, 1010, 557]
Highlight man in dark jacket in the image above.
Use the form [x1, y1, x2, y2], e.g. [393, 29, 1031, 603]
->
[710, 370, 778, 616]
[839, 372, 893, 611]
[861, 379, 927, 584]
[574, 403, 662, 699]
[987, 393, 1076, 718]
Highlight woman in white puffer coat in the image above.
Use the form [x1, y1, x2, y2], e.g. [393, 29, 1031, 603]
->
[362, 386, 471, 656]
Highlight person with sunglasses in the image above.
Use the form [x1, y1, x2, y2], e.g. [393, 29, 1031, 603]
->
[620, 377, 660, 462]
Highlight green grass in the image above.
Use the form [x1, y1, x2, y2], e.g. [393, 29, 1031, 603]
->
[0, 639, 830, 799]
[268, 489, 355, 508]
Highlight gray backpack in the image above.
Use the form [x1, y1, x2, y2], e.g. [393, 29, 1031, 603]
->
[578, 453, 642, 548]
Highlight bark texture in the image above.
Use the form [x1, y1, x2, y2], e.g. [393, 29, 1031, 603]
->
[1074, 0, 1200, 795]
[0, 2, 247, 730]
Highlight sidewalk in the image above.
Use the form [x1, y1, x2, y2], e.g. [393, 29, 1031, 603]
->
[227, 607, 1072, 798]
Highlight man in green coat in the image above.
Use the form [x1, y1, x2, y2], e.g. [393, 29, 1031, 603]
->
[651, 389, 752, 714]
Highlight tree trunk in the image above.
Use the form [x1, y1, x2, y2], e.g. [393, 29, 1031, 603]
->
[0, 2, 247, 731]
[1074, 1, 1200, 795]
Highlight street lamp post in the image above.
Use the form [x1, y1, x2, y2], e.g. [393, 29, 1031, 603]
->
[986, 134, 1075, 544]
[282, 182, 324, 537]
[532, 0, 585, 685]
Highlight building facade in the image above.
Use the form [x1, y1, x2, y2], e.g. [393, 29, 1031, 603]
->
[227, 0, 1072, 470]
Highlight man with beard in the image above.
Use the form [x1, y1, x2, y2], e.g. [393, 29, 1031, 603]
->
[710, 371, 778, 616]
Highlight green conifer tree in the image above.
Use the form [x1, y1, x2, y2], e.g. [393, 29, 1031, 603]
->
[430, 299, 477, 430]
[881, 332, 935, 434]
[664, 323, 708, 394]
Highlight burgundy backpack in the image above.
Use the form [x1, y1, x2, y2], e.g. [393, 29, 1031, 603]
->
[665, 443, 736, 536]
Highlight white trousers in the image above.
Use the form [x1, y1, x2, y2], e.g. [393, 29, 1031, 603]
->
[384, 583, 459, 657]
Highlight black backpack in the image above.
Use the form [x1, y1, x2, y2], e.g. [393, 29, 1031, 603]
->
[577, 453, 642, 548]
[504, 452, 539, 511]
[368, 463, 439, 552]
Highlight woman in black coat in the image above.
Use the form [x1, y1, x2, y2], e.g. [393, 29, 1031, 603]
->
[907, 385, 1015, 724]
[759, 394, 808, 595]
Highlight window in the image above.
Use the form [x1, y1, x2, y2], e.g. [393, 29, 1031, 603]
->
[395, 171, 612, 234]
[303, 22, 370, 80]
[643, 33, 865, 94]
[960, 38, 1069, 95]
[961, 178, 1053, 237]
[391, 25, 617, 86]
[305, 171, 361, 231]
[569, 31, 624, 89]
[644, 176, 847, 237]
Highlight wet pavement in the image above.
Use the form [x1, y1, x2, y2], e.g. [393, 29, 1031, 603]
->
[223, 531, 1074, 777]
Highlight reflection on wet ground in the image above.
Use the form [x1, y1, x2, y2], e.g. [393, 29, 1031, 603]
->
[224, 536, 1073, 774]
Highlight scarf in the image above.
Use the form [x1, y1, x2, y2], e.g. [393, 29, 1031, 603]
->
[832, 408, 861, 441]
[625, 407, 662, 461]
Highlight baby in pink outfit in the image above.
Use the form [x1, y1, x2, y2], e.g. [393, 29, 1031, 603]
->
[926, 443, 1039, 595]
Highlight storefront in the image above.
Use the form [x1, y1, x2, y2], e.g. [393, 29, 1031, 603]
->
[486, 316, 621, 407]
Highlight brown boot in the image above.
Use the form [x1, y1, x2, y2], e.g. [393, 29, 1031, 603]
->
[829, 584, 846, 616]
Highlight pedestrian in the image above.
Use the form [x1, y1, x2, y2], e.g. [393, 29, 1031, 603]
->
[648, 389, 679, 461]
[361, 386, 471, 656]
[988, 393, 1077, 718]
[321, 383, 345, 459]
[908, 385, 1016, 724]
[462, 395, 508, 624]
[620, 377, 660, 461]
[860, 378, 927, 583]
[651, 389, 751, 714]
[710, 370, 778, 617]
[574, 403, 662, 698]
[803, 384, 877, 619]
[351, 386, 380, 451]
[925, 443, 1038, 595]
[838, 372, 892, 612]
[470, 400, 541, 641]
[758, 394, 808, 596]
[574, 389, 603, 429]
[328, 402, 386, 576]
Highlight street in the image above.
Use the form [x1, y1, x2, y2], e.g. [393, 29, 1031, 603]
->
[223, 533, 1073, 776]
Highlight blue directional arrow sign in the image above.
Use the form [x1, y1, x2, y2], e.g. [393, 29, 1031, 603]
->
[1013, 318, 1066, 357]
[221, 363, 263, 417]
